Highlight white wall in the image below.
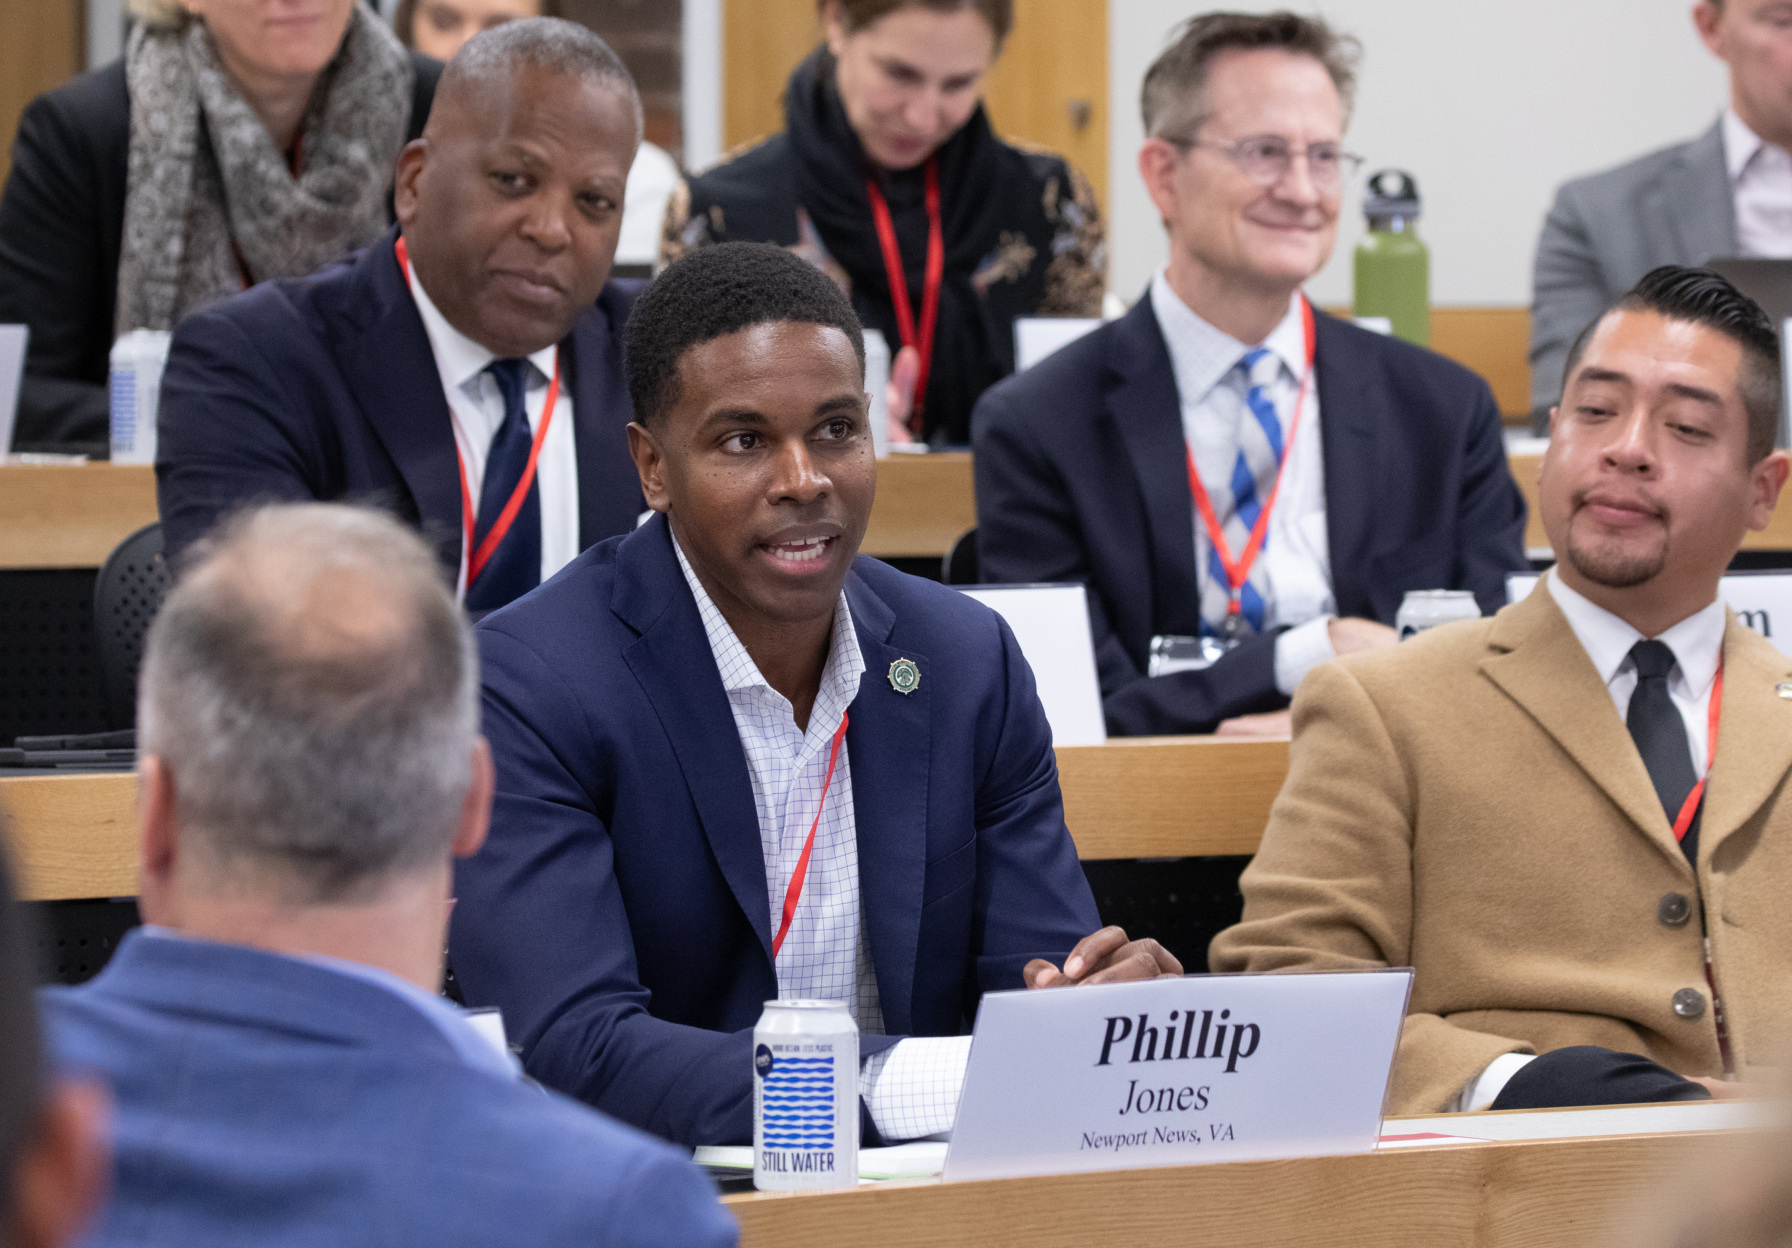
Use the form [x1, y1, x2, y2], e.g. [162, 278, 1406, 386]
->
[1107, 1, 1729, 307]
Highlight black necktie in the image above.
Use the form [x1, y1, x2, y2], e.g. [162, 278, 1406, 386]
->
[465, 357, 542, 613]
[1626, 640, 1701, 864]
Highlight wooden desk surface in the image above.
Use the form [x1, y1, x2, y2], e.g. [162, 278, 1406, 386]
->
[1508, 453, 1792, 554]
[0, 463, 157, 570]
[722, 1125, 1725, 1248]
[0, 737, 1281, 901]
[862, 453, 976, 560]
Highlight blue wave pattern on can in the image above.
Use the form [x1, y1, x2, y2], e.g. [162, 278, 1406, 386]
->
[761, 1055, 835, 1149]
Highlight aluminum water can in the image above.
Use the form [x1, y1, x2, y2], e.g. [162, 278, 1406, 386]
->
[753, 999, 858, 1191]
[1395, 589, 1481, 640]
[109, 329, 172, 465]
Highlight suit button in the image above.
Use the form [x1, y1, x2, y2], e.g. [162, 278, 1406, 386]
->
[1672, 988, 1706, 1019]
[1658, 892, 1692, 927]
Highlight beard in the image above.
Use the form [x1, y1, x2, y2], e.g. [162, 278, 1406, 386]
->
[1565, 528, 1667, 589]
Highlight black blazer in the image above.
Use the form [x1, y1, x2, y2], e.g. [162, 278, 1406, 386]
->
[972, 296, 1529, 736]
[155, 228, 645, 575]
[0, 54, 440, 453]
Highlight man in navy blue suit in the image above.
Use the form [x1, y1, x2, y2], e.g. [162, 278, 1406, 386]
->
[450, 242, 1181, 1150]
[41, 502, 736, 1248]
[156, 19, 646, 612]
[973, 13, 1528, 736]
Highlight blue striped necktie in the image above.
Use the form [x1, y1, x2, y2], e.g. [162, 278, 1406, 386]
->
[465, 357, 542, 613]
[1200, 348, 1284, 636]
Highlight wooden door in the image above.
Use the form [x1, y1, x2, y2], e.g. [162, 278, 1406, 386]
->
[720, 0, 1107, 210]
[0, 0, 85, 185]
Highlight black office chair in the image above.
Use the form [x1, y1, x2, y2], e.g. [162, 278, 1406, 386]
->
[941, 527, 979, 585]
[92, 522, 171, 730]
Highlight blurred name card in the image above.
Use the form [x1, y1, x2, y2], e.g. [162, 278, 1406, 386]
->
[1014, 317, 1100, 372]
[959, 583, 1105, 746]
[943, 969, 1412, 1182]
[1510, 571, 1792, 660]
[0, 325, 27, 455]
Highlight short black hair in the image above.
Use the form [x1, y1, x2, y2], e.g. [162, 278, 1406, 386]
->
[624, 242, 866, 427]
[0, 842, 43, 1228]
[439, 18, 643, 144]
[1562, 265, 1782, 463]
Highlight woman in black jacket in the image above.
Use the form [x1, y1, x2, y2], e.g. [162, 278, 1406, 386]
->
[665, 0, 1104, 446]
[0, 0, 439, 453]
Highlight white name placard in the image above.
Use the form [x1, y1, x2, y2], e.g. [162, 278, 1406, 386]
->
[943, 969, 1412, 1182]
[1509, 571, 1792, 659]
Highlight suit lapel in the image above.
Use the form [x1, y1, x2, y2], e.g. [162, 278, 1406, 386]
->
[1652, 120, 1738, 265]
[1313, 313, 1381, 618]
[843, 567, 929, 1036]
[1479, 585, 1692, 870]
[1107, 298, 1204, 636]
[327, 233, 465, 570]
[1700, 613, 1792, 860]
[569, 283, 644, 548]
[614, 517, 774, 959]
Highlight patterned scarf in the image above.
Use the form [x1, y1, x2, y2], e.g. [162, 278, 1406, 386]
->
[115, 4, 412, 334]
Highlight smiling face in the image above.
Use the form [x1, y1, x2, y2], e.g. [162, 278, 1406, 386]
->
[394, 64, 636, 358]
[825, 2, 998, 171]
[1143, 47, 1342, 297]
[628, 322, 876, 632]
[181, 0, 354, 81]
[1541, 308, 1787, 626]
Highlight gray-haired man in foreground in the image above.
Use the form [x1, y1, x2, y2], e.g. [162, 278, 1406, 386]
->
[39, 504, 736, 1248]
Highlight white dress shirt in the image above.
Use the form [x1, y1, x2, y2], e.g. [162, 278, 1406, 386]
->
[404, 264, 580, 599]
[1455, 570, 1726, 1110]
[673, 539, 971, 1141]
[1149, 271, 1336, 696]
[1725, 108, 1792, 259]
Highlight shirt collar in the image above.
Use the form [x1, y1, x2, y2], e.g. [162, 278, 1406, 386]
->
[136, 926, 519, 1081]
[1149, 269, 1306, 405]
[1546, 567, 1726, 697]
[405, 261, 557, 392]
[1725, 108, 1769, 183]
[672, 532, 866, 721]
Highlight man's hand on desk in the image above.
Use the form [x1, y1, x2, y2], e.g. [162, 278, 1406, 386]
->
[1327, 617, 1399, 655]
[1025, 925, 1182, 989]
[1215, 710, 1292, 737]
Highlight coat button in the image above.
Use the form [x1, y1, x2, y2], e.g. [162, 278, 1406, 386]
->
[1658, 892, 1692, 927]
[1672, 988, 1707, 1019]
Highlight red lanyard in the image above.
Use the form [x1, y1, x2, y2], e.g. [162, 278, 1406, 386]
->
[865, 158, 943, 435]
[771, 712, 851, 959]
[1184, 296, 1317, 622]
[394, 236, 560, 590]
[1672, 659, 1723, 843]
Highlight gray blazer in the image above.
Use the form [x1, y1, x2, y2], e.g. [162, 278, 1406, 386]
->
[1529, 119, 1737, 427]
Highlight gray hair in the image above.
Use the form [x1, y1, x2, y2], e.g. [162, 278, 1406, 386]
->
[139, 504, 479, 904]
[1141, 11, 1361, 141]
[443, 17, 644, 145]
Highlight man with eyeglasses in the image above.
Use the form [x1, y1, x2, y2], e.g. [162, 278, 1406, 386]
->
[973, 10, 1527, 736]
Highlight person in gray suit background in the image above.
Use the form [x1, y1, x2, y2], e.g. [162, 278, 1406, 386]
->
[1530, 0, 1792, 429]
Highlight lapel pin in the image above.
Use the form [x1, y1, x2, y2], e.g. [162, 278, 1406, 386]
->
[888, 658, 920, 695]
[1777, 683, 1792, 700]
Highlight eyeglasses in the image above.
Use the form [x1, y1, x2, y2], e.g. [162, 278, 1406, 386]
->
[1162, 134, 1364, 192]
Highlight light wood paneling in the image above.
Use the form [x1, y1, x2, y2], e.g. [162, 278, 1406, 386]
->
[1510, 453, 1792, 555]
[0, 735, 1283, 899]
[1057, 735, 1280, 859]
[1, 773, 137, 901]
[980, 0, 1108, 211]
[0, 0, 84, 186]
[720, 0, 1108, 209]
[0, 463, 158, 569]
[861, 451, 976, 559]
[725, 1127, 1717, 1248]
[1331, 306, 1532, 422]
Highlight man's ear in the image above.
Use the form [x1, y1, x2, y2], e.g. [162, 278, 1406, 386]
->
[1748, 449, 1791, 532]
[135, 755, 179, 927]
[393, 139, 428, 228]
[1137, 138, 1183, 230]
[451, 739, 494, 860]
[627, 421, 671, 514]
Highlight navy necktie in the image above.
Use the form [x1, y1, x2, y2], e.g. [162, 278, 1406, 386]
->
[465, 357, 542, 613]
[1627, 639, 1701, 864]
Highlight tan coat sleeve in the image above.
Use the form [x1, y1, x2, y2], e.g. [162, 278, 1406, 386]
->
[1208, 659, 1533, 1113]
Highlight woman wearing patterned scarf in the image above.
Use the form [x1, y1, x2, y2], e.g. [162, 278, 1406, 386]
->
[0, 0, 441, 453]
[664, 0, 1106, 447]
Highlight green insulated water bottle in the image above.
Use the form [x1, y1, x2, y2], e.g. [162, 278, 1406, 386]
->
[1353, 169, 1430, 346]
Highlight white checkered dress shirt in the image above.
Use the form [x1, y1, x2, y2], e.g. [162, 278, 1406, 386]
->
[674, 539, 970, 1140]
